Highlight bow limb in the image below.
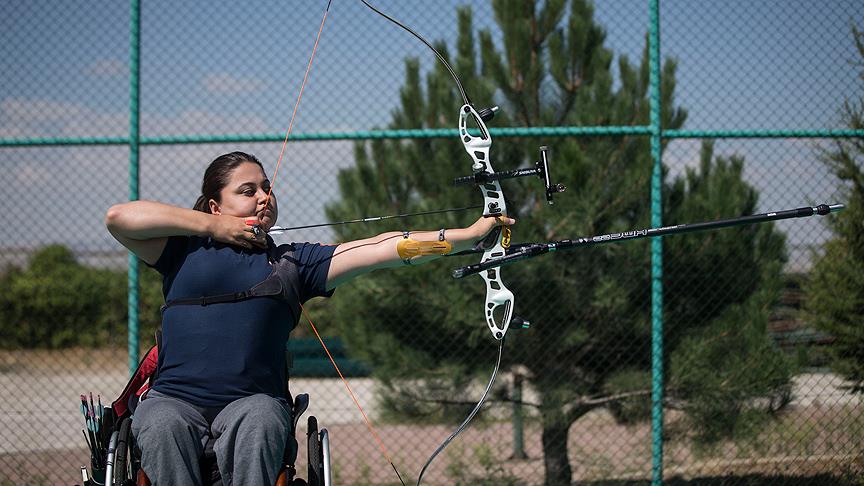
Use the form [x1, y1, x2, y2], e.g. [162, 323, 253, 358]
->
[416, 338, 505, 485]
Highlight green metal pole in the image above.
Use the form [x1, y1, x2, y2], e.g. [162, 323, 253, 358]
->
[663, 128, 864, 139]
[127, 0, 141, 375]
[4, 128, 863, 149]
[648, 0, 664, 484]
[510, 372, 528, 460]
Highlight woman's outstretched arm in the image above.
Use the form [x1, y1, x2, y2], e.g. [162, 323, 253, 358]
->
[325, 215, 514, 290]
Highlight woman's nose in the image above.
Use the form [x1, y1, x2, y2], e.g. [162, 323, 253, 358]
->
[259, 192, 276, 211]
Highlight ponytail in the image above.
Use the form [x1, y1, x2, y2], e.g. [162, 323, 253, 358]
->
[193, 195, 210, 213]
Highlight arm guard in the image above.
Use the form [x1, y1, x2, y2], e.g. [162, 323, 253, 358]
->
[397, 230, 453, 264]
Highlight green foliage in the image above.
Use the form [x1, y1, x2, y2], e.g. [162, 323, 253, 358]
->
[0, 245, 163, 349]
[603, 369, 652, 424]
[660, 142, 794, 443]
[805, 26, 864, 392]
[669, 275, 794, 443]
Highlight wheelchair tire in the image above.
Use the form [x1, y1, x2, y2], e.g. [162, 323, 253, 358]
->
[306, 417, 323, 486]
[113, 417, 136, 486]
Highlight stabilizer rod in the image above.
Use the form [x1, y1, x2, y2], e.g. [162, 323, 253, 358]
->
[452, 203, 844, 279]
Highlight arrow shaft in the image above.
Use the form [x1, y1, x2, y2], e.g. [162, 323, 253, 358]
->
[268, 205, 483, 233]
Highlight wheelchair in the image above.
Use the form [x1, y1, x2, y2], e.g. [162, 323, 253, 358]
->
[77, 342, 331, 486]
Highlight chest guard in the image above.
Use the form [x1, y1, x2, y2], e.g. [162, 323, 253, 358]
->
[160, 242, 302, 317]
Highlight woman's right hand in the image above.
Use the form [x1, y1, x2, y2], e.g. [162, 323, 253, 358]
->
[210, 214, 268, 249]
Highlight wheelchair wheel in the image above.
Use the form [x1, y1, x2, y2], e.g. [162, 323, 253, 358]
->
[305, 416, 331, 486]
[319, 428, 331, 486]
[113, 417, 138, 486]
[306, 416, 322, 486]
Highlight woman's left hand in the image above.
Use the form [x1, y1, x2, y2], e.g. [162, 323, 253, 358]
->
[469, 214, 516, 240]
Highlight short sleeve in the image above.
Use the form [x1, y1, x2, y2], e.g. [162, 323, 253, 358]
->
[291, 242, 337, 302]
[146, 235, 190, 276]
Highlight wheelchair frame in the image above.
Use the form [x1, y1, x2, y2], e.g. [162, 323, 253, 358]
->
[79, 405, 331, 486]
[77, 342, 332, 486]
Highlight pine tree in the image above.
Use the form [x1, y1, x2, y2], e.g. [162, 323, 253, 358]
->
[805, 26, 864, 393]
[325, 2, 792, 483]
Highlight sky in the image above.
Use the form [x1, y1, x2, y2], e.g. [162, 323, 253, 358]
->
[0, 0, 861, 270]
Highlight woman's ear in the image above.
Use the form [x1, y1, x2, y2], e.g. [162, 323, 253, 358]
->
[208, 199, 222, 215]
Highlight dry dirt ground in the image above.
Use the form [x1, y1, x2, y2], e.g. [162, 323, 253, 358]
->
[1, 348, 862, 485]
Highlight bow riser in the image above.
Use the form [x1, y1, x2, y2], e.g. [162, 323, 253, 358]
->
[459, 104, 514, 340]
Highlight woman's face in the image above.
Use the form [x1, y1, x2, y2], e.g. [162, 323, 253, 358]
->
[208, 162, 278, 230]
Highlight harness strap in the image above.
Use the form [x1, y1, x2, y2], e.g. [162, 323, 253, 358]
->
[159, 245, 296, 313]
[160, 290, 254, 312]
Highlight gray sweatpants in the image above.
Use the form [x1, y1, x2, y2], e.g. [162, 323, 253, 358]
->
[131, 389, 292, 486]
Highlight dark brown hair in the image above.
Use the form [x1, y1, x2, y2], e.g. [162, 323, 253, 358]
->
[193, 152, 264, 213]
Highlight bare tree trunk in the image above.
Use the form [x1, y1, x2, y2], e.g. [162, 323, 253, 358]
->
[541, 419, 572, 486]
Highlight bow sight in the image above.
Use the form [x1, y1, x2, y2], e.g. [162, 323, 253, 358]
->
[453, 141, 567, 205]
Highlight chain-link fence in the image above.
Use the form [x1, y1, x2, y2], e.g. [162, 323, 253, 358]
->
[1, 1, 862, 484]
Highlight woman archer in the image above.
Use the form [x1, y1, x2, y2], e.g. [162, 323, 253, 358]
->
[105, 150, 513, 485]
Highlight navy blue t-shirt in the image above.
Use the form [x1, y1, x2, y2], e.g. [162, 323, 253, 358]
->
[148, 235, 336, 407]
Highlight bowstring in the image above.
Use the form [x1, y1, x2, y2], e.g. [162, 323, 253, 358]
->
[262, 0, 331, 216]
[301, 303, 407, 486]
[264, 2, 407, 483]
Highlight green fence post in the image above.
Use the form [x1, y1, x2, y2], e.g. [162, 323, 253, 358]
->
[127, 0, 141, 375]
[649, 0, 664, 484]
[510, 372, 528, 460]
